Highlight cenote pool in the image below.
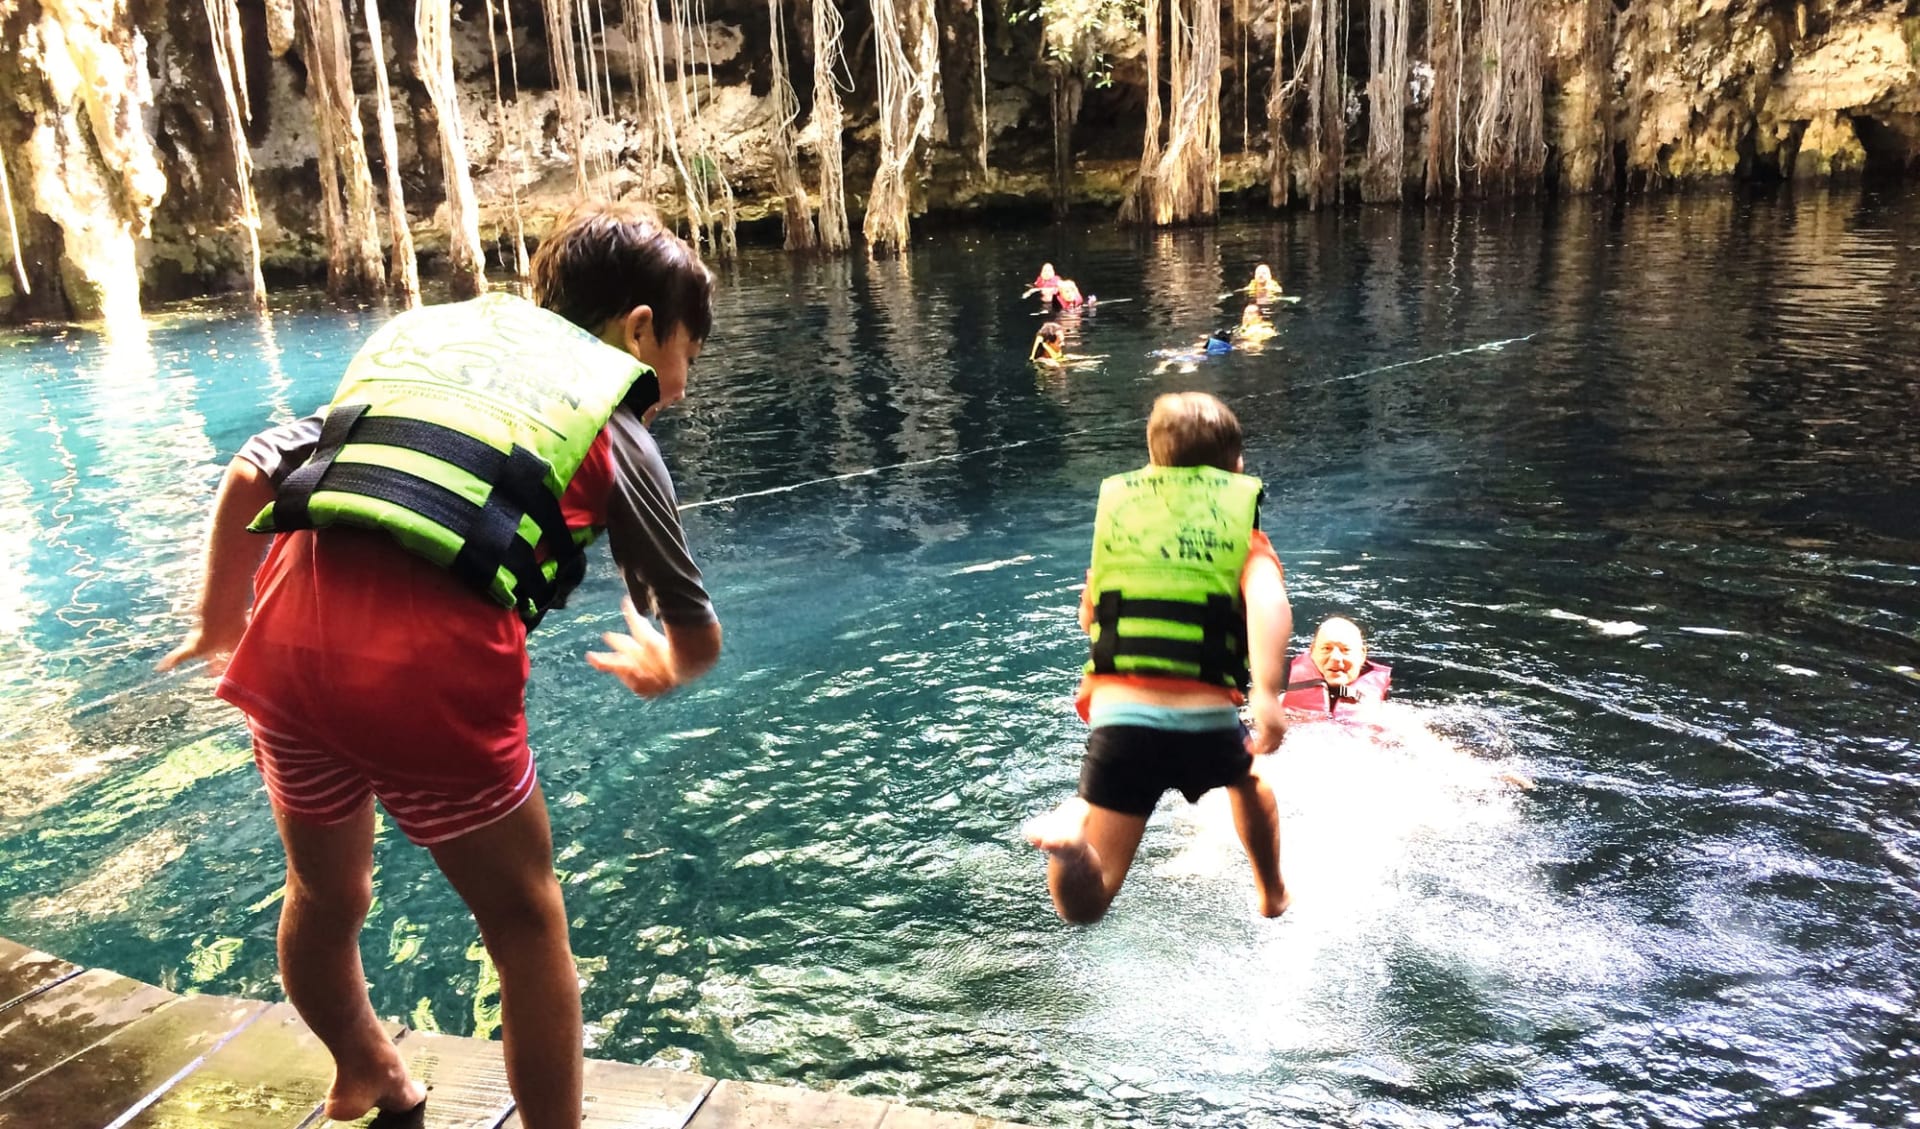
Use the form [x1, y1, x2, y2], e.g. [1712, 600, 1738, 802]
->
[2, 189, 1917, 1128]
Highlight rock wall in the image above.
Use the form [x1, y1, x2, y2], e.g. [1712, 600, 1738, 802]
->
[0, 0, 1916, 322]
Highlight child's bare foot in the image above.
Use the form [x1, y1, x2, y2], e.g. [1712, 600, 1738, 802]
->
[324, 1052, 425, 1122]
[1257, 886, 1292, 918]
[1023, 798, 1090, 853]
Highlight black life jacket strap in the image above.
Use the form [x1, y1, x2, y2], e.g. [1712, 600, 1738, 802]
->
[273, 403, 369, 530]
[1089, 591, 1247, 686]
[273, 408, 586, 625]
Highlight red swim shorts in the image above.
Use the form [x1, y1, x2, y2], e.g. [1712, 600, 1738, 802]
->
[218, 528, 538, 846]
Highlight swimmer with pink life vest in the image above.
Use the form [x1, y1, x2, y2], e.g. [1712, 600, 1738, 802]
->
[1280, 615, 1535, 787]
[1282, 616, 1392, 716]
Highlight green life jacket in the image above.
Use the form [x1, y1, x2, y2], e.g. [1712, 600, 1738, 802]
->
[250, 292, 647, 628]
[1084, 465, 1263, 690]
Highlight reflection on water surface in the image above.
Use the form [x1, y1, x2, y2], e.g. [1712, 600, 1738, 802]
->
[2, 189, 1917, 1127]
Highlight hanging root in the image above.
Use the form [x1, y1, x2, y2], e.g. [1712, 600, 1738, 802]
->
[1362, 0, 1409, 201]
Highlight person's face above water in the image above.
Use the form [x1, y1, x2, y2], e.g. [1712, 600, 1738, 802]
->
[1311, 619, 1367, 686]
[1254, 264, 1273, 283]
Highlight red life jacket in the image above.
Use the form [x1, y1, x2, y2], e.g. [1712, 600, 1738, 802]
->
[1281, 652, 1391, 715]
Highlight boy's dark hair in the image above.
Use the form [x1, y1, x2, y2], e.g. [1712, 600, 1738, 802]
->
[1148, 391, 1243, 470]
[530, 201, 714, 343]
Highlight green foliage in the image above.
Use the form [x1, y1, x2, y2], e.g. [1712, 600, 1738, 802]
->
[1007, 0, 1142, 85]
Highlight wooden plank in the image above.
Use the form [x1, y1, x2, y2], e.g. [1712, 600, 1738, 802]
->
[0, 936, 79, 1010]
[686, 1079, 891, 1129]
[0, 969, 176, 1097]
[121, 1002, 404, 1129]
[317, 1031, 513, 1129]
[0, 992, 267, 1129]
[498, 1059, 713, 1129]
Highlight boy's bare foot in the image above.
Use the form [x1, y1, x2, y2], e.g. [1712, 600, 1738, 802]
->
[1257, 886, 1292, 918]
[1023, 798, 1090, 853]
[325, 1053, 426, 1122]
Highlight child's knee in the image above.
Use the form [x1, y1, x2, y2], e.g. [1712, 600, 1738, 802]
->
[288, 870, 374, 920]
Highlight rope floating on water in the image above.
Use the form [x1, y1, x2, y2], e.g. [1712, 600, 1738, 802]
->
[679, 333, 1537, 513]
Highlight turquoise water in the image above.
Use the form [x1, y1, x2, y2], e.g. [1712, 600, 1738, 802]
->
[3, 190, 1918, 1127]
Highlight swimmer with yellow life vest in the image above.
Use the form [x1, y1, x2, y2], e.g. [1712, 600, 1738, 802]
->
[1030, 321, 1106, 370]
[1235, 303, 1277, 343]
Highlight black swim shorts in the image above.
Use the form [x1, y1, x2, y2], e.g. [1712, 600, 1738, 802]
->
[1078, 725, 1254, 817]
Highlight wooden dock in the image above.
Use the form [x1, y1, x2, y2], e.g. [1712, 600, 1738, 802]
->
[0, 937, 1033, 1129]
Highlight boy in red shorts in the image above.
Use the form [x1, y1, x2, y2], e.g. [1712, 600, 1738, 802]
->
[160, 202, 722, 1129]
[1026, 392, 1293, 923]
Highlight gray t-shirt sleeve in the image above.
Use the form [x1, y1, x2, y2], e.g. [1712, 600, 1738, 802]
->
[236, 411, 325, 484]
[603, 407, 717, 626]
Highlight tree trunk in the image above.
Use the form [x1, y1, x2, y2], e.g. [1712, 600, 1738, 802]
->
[362, 0, 419, 305]
[1302, 0, 1344, 208]
[768, 0, 817, 249]
[935, 0, 988, 176]
[863, 0, 939, 254]
[1422, 0, 1458, 197]
[296, 0, 385, 297]
[1362, 0, 1409, 201]
[1048, 65, 1082, 219]
[1472, 0, 1545, 193]
[812, 0, 852, 251]
[484, 0, 529, 276]
[204, 0, 267, 306]
[1141, 0, 1220, 224]
[1267, 0, 1291, 206]
[1118, 0, 1163, 223]
[541, 0, 590, 194]
[417, 0, 485, 297]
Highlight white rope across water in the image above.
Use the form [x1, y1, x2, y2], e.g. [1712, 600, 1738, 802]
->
[678, 333, 1537, 512]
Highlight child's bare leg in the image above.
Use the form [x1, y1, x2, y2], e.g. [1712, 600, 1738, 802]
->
[273, 802, 425, 1120]
[430, 788, 581, 1129]
[1226, 774, 1290, 917]
[1025, 799, 1149, 924]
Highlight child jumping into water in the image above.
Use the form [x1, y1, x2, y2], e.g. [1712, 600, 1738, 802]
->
[1026, 392, 1293, 923]
[160, 202, 724, 1129]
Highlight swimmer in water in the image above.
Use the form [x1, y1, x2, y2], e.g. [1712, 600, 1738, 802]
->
[1151, 331, 1232, 375]
[1025, 263, 1061, 303]
[1283, 617, 1391, 717]
[1246, 263, 1283, 302]
[1030, 322, 1066, 365]
[1283, 616, 1533, 788]
[1235, 304, 1276, 342]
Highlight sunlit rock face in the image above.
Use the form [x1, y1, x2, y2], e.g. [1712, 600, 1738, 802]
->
[1597, 0, 1919, 187]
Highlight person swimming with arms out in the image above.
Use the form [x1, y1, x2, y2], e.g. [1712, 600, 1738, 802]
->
[1151, 331, 1233, 375]
[1025, 392, 1294, 923]
[1025, 263, 1061, 304]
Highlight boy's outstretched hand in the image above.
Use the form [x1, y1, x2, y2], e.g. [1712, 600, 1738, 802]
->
[157, 615, 248, 677]
[587, 596, 678, 698]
